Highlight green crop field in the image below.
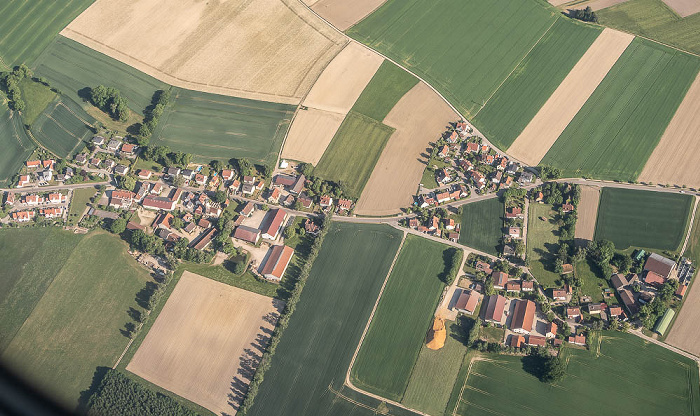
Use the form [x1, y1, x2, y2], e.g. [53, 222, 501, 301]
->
[0, 0, 93, 68]
[450, 332, 700, 416]
[31, 98, 94, 158]
[473, 18, 601, 150]
[1, 230, 151, 410]
[599, 0, 700, 56]
[0, 101, 35, 185]
[247, 223, 406, 416]
[351, 60, 418, 121]
[526, 203, 562, 289]
[19, 77, 56, 125]
[151, 88, 295, 166]
[33, 36, 167, 115]
[67, 186, 96, 226]
[348, 0, 557, 118]
[458, 198, 503, 256]
[351, 235, 449, 401]
[402, 323, 467, 415]
[541, 38, 700, 181]
[314, 111, 395, 198]
[594, 188, 693, 252]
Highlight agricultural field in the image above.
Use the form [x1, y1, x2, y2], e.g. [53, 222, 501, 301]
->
[450, 332, 700, 416]
[127, 272, 283, 415]
[151, 88, 295, 166]
[458, 198, 504, 256]
[401, 324, 467, 415]
[67, 187, 96, 226]
[247, 222, 405, 416]
[0, 0, 94, 68]
[541, 38, 700, 181]
[314, 111, 395, 198]
[599, 0, 700, 55]
[62, 0, 346, 104]
[526, 203, 562, 289]
[348, 0, 558, 118]
[281, 108, 345, 165]
[351, 60, 418, 122]
[0, 101, 35, 185]
[594, 188, 693, 251]
[351, 235, 449, 401]
[311, 0, 389, 31]
[574, 185, 601, 243]
[18, 77, 57, 125]
[30, 98, 95, 158]
[1, 230, 151, 409]
[472, 18, 601, 150]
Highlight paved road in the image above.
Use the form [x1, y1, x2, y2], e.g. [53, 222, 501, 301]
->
[0, 181, 110, 193]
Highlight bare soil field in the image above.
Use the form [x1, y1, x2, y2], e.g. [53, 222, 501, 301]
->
[355, 82, 456, 215]
[639, 72, 700, 187]
[508, 29, 634, 165]
[575, 186, 601, 243]
[667, 281, 700, 355]
[281, 108, 345, 164]
[302, 43, 384, 114]
[62, 0, 346, 104]
[554, 0, 630, 9]
[311, 0, 389, 31]
[126, 271, 283, 415]
[662, 0, 700, 17]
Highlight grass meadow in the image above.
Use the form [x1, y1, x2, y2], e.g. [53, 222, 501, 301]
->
[351, 60, 418, 121]
[0, 0, 93, 68]
[0, 230, 151, 410]
[575, 259, 613, 304]
[541, 38, 700, 181]
[314, 111, 395, 198]
[247, 223, 405, 416]
[0, 101, 35, 185]
[351, 235, 449, 401]
[458, 198, 503, 256]
[66, 187, 96, 226]
[348, 0, 557, 118]
[526, 203, 561, 289]
[19, 77, 56, 125]
[473, 18, 601, 151]
[599, 0, 700, 55]
[151, 88, 295, 166]
[30, 98, 94, 158]
[594, 188, 693, 251]
[450, 332, 700, 416]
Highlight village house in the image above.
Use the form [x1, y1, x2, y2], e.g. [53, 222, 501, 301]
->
[511, 299, 536, 335]
[465, 142, 479, 153]
[242, 183, 255, 195]
[74, 154, 87, 165]
[319, 195, 333, 209]
[153, 212, 174, 229]
[471, 171, 485, 188]
[114, 165, 129, 176]
[521, 281, 534, 292]
[180, 169, 195, 181]
[92, 136, 105, 146]
[447, 232, 459, 242]
[12, 210, 35, 222]
[491, 171, 502, 184]
[519, 171, 535, 185]
[4, 192, 15, 205]
[505, 281, 521, 292]
[505, 207, 523, 219]
[545, 322, 557, 338]
[619, 289, 639, 315]
[17, 175, 30, 188]
[476, 261, 492, 275]
[569, 334, 586, 346]
[429, 216, 440, 231]
[445, 218, 455, 230]
[40, 207, 63, 219]
[454, 290, 479, 315]
[527, 335, 546, 347]
[445, 130, 459, 143]
[438, 168, 451, 184]
[259, 245, 295, 282]
[106, 139, 121, 151]
[566, 307, 581, 320]
[24, 194, 41, 206]
[304, 219, 320, 236]
[110, 189, 135, 209]
[438, 145, 449, 158]
[120, 143, 136, 155]
[492, 271, 508, 290]
[260, 209, 287, 240]
[611, 273, 629, 290]
[458, 159, 473, 172]
[608, 306, 623, 318]
[268, 187, 281, 204]
[408, 218, 419, 229]
[299, 195, 313, 209]
[167, 167, 181, 177]
[337, 198, 353, 212]
[508, 227, 521, 238]
[562, 203, 575, 213]
[221, 169, 234, 181]
[562, 263, 574, 274]
[510, 335, 525, 348]
[588, 303, 603, 314]
[436, 191, 450, 204]
[142, 195, 176, 211]
[137, 170, 152, 180]
[191, 228, 216, 250]
[102, 159, 115, 170]
[233, 225, 260, 244]
[48, 193, 66, 204]
[481, 153, 495, 165]
[552, 289, 566, 301]
[506, 163, 519, 175]
[483, 294, 506, 326]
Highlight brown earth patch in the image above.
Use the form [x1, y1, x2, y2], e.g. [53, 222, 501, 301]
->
[662, 0, 700, 17]
[574, 185, 601, 243]
[639, 72, 700, 188]
[508, 29, 634, 165]
[355, 82, 457, 216]
[311, 0, 389, 31]
[63, 0, 346, 104]
[666, 280, 700, 356]
[126, 271, 283, 415]
[281, 108, 345, 165]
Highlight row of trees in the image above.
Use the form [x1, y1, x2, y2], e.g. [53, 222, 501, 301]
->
[443, 247, 463, 285]
[90, 85, 129, 121]
[141, 144, 191, 168]
[135, 89, 171, 146]
[1, 64, 33, 112]
[238, 213, 332, 415]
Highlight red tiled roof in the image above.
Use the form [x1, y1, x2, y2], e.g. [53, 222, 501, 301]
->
[259, 245, 294, 280]
[260, 209, 286, 238]
[511, 300, 535, 333]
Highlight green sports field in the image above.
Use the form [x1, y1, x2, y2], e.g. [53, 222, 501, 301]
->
[30, 98, 95, 158]
[599, 0, 700, 56]
[351, 60, 418, 121]
[473, 18, 601, 150]
[0, 230, 151, 410]
[458, 198, 503, 256]
[526, 203, 561, 289]
[351, 235, 449, 401]
[0, 101, 35, 185]
[247, 222, 406, 416]
[151, 88, 295, 166]
[594, 188, 693, 251]
[541, 38, 700, 181]
[450, 332, 700, 416]
[348, 0, 558, 118]
[314, 111, 395, 198]
[0, 0, 93, 68]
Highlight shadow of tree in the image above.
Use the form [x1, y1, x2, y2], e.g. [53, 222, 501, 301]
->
[77, 366, 110, 413]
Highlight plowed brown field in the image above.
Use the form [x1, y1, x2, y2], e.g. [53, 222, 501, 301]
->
[575, 185, 601, 243]
[282, 108, 345, 165]
[311, 0, 389, 31]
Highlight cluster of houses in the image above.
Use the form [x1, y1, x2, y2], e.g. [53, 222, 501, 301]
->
[16, 159, 58, 187]
[4, 190, 68, 222]
[405, 214, 461, 241]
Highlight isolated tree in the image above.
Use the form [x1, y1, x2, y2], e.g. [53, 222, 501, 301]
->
[541, 355, 566, 382]
[110, 218, 127, 234]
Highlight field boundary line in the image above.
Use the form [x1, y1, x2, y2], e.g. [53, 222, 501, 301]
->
[680, 196, 699, 255]
[472, 16, 559, 118]
[113, 337, 136, 369]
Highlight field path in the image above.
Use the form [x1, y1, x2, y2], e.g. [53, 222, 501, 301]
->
[680, 196, 699, 255]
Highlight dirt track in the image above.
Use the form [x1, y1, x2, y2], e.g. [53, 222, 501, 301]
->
[508, 29, 634, 165]
[574, 185, 600, 242]
[355, 82, 456, 216]
[639, 72, 700, 188]
[126, 272, 283, 415]
[63, 0, 346, 104]
[282, 108, 345, 165]
[311, 0, 389, 31]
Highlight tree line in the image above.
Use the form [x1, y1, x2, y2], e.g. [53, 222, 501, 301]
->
[0, 64, 33, 112]
[136, 89, 171, 146]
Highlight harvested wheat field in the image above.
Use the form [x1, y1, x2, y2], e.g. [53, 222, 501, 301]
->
[62, 0, 346, 104]
[311, 0, 389, 31]
[508, 29, 634, 165]
[355, 83, 456, 215]
[126, 271, 284, 415]
[575, 186, 601, 243]
[639, 73, 700, 188]
[667, 283, 700, 356]
[282, 108, 345, 164]
[662, 0, 700, 17]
